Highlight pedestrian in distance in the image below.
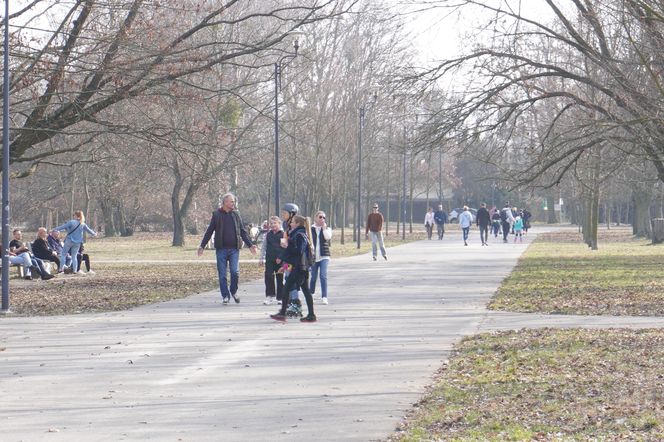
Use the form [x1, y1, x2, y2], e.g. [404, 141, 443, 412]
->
[521, 208, 532, 234]
[433, 204, 448, 240]
[514, 215, 524, 243]
[458, 206, 474, 246]
[270, 215, 317, 323]
[491, 208, 502, 238]
[424, 207, 435, 240]
[476, 202, 491, 246]
[500, 202, 515, 243]
[259, 216, 284, 305]
[310, 210, 332, 305]
[53, 210, 97, 275]
[366, 204, 387, 260]
[197, 193, 257, 305]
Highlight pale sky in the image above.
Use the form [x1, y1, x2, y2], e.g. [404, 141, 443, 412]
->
[402, 0, 557, 64]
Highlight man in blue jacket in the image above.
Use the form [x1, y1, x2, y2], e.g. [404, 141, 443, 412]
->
[198, 193, 257, 304]
[433, 204, 448, 240]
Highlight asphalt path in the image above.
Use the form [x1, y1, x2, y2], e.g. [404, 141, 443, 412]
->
[3, 228, 663, 441]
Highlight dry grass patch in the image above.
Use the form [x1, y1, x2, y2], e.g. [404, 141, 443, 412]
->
[390, 328, 664, 442]
[489, 227, 664, 316]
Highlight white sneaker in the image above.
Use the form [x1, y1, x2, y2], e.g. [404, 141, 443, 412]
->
[263, 297, 274, 305]
[87, 269, 95, 274]
[75, 271, 86, 276]
[322, 298, 329, 305]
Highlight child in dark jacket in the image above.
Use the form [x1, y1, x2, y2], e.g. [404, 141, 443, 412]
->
[260, 216, 284, 305]
[270, 215, 316, 322]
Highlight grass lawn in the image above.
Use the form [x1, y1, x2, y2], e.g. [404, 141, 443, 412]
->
[390, 328, 664, 441]
[389, 227, 664, 441]
[2, 229, 424, 316]
[489, 227, 664, 316]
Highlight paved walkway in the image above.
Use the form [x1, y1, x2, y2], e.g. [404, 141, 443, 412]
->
[2, 228, 664, 442]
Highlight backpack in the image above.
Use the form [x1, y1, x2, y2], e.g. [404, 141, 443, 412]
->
[295, 231, 315, 269]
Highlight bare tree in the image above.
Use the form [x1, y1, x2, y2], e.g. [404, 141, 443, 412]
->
[3, 0, 351, 175]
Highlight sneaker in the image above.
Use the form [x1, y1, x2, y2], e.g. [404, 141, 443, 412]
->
[322, 298, 328, 305]
[222, 298, 230, 305]
[270, 313, 287, 322]
[42, 273, 55, 281]
[231, 293, 240, 303]
[87, 269, 95, 275]
[383, 255, 387, 260]
[75, 270, 86, 276]
[300, 314, 317, 323]
[372, 256, 377, 261]
[263, 297, 274, 305]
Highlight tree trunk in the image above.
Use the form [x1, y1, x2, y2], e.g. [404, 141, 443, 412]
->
[547, 194, 557, 224]
[115, 202, 134, 237]
[170, 163, 200, 247]
[632, 188, 652, 238]
[589, 189, 599, 250]
[100, 199, 116, 237]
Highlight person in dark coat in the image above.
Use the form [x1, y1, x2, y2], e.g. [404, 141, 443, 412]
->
[259, 216, 284, 305]
[476, 203, 491, 246]
[197, 193, 257, 304]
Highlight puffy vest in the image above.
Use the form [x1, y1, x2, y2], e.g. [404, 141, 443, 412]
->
[311, 226, 331, 257]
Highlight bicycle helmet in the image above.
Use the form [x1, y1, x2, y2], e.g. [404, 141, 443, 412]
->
[282, 203, 299, 215]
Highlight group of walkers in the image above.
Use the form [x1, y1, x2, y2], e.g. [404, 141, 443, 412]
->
[198, 193, 330, 323]
[198, 194, 395, 324]
[1, 210, 97, 281]
[198, 192, 532, 324]
[425, 202, 531, 246]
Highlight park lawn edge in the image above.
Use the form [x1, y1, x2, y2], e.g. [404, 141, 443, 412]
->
[488, 228, 664, 317]
[388, 327, 664, 442]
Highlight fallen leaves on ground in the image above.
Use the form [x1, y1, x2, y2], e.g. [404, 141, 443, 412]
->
[4, 263, 263, 316]
[388, 328, 664, 441]
[489, 227, 664, 316]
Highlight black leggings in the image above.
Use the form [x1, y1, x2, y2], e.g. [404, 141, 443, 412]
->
[264, 258, 284, 300]
[77, 253, 90, 272]
[279, 269, 314, 317]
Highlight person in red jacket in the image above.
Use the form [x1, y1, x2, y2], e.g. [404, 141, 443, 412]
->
[365, 204, 387, 261]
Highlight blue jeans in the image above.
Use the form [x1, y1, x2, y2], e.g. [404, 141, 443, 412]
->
[60, 239, 81, 272]
[370, 231, 386, 258]
[462, 227, 470, 242]
[215, 248, 239, 299]
[309, 259, 329, 298]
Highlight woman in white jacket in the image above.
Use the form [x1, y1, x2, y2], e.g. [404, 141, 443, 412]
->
[424, 207, 435, 240]
[458, 206, 474, 246]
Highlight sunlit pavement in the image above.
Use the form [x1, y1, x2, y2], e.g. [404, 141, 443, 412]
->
[2, 226, 662, 441]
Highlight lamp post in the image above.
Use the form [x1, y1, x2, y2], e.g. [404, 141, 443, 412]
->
[2, 0, 10, 313]
[356, 92, 377, 249]
[274, 39, 299, 215]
